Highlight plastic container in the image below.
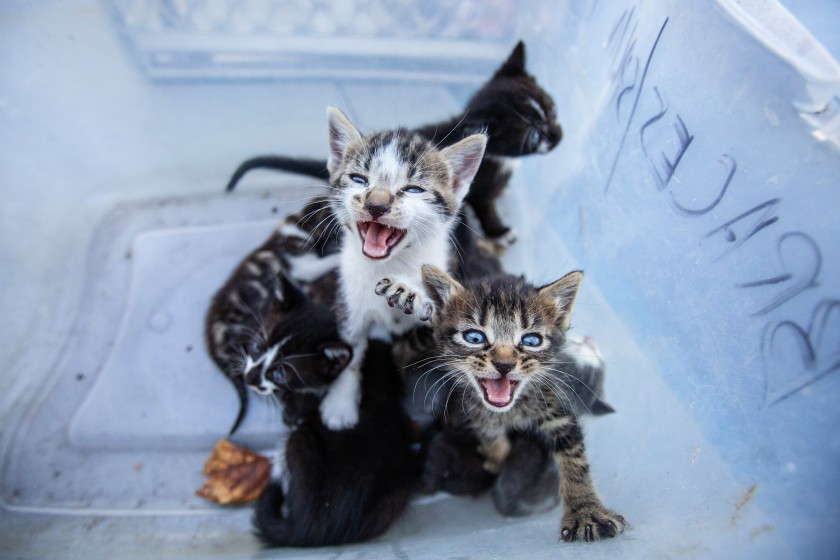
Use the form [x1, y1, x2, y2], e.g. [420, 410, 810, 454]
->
[2, 1, 839, 558]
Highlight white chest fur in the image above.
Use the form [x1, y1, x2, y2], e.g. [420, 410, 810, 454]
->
[338, 230, 450, 339]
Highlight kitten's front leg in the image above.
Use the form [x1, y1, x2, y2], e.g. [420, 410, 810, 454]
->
[544, 416, 627, 542]
[375, 276, 434, 321]
[319, 337, 366, 430]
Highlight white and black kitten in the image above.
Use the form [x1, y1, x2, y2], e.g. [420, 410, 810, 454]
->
[225, 41, 561, 246]
[204, 201, 350, 434]
[317, 106, 486, 430]
[253, 339, 417, 547]
[417, 265, 627, 543]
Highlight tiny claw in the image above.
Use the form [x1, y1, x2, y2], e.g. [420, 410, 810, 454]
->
[561, 528, 571, 541]
[374, 279, 392, 295]
[387, 288, 404, 307]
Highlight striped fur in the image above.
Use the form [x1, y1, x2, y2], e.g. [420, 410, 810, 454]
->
[317, 107, 486, 430]
[204, 197, 349, 434]
[421, 266, 627, 543]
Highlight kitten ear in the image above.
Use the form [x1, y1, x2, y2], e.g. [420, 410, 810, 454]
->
[326, 106, 363, 176]
[538, 270, 583, 330]
[495, 40, 527, 77]
[440, 133, 487, 203]
[422, 264, 463, 311]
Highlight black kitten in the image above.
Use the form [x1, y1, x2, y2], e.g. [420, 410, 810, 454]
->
[225, 41, 562, 245]
[253, 339, 417, 547]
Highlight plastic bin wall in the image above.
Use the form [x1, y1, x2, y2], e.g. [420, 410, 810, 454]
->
[1, 1, 839, 559]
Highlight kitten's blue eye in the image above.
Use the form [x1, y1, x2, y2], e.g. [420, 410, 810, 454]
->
[521, 333, 542, 347]
[462, 329, 487, 345]
[349, 173, 368, 186]
[402, 185, 425, 194]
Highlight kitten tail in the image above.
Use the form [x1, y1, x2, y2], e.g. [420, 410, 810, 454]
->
[229, 376, 248, 436]
[253, 481, 294, 546]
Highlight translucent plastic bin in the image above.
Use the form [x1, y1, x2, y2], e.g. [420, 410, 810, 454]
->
[2, 1, 839, 559]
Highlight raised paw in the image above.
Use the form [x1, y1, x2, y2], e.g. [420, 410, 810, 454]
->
[374, 277, 433, 321]
[560, 505, 627, 543]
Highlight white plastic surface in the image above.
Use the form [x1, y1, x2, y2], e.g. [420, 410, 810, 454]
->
[2, 1, 839, 559]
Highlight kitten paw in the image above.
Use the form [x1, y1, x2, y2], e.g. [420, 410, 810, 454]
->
[493, 227, 518, 248]
[560, 505, 627, 542]
[319, 393, 359, 430]
[375, 277, 433, 321]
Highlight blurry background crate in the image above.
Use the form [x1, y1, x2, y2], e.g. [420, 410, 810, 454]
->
[109, 0, 520, 82]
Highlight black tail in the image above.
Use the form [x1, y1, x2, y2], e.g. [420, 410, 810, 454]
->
[253, 482, 297, 546]
[225, 156, 330, 192]
[229, 376, 248, 436]
[253, 481, 408, 548]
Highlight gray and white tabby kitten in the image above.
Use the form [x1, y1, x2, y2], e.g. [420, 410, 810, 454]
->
[204, 199, 349, 434]
[224, 41, 561, 246]
[418, 264, 627, 543]
[317, 106, 487, 429]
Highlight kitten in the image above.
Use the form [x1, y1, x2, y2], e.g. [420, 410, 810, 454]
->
[205, 203, 350, 434]
[562, 335, 615, 417]
[491, 429, 561, 517]
[317, 106, 486, 430]
[253, 339, 417, 547]
[225, 41, 561, 245]
[418, 265, 627, 543]
[418, 344, 613, 516]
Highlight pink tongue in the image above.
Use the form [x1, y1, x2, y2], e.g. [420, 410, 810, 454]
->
[484, 377, 512, 406]
[363, 222, 393, 258]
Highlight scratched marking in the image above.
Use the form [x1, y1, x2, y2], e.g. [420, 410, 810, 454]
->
[600, 7, 838, 406]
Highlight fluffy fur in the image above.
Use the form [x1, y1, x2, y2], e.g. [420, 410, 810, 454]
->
[225, 41, 561, 245]
[418, 265, 627, 543]
[204, 200, 349, 434]
[253, 340, 416, 547]
[317, 106, 486, 430]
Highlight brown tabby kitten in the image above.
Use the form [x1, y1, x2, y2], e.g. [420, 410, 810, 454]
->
[419, 265, 627, 543]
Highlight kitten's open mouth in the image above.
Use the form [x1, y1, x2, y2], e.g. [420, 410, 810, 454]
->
[479, 377, 520, 408]
[358, 221, 406, 260]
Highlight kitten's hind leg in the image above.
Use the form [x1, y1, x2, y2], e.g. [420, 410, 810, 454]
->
[543, 416, 627, 542]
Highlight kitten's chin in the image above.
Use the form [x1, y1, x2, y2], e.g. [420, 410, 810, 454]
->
[478, 377, 520, 410]
[357, 221, 406, 260]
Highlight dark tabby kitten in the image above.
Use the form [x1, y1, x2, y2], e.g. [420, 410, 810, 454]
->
[418, 265, 627, 543]
[225, 41, 561, 245]
[204, 199, 349, 433]
[253, 339, 417, 547]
